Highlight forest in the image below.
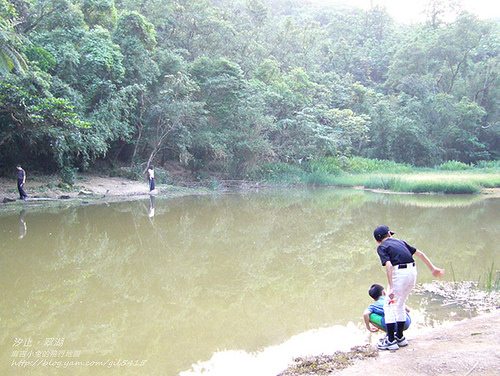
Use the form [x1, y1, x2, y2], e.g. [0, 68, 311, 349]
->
[1, 0, 499, 181]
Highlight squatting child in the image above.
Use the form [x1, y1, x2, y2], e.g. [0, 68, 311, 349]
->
[363, 283, 411, 333]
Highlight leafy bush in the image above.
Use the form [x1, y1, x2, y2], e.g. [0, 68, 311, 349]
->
[253, 158, 500, 192]
[254, 157, 414, 186]
[303, 158, 343, 176]
[303, 170, 337, 185]
[340, 157, 412, 173]
[154, 168, 172, 185]
[254, 163, 304, 184]
[437, 161, 471, 171]
[475, 160, 500, 169]
[110, 166, 144, 181]
[60, 166, 77, 186]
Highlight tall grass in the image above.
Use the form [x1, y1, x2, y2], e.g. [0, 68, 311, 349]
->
[399, 179, 481, 194]
[341, 156, 413, 173]
[485, 263, 500, 292]
[440, 159, 500, 170]
[363, 176, 401, 190]
[355, 175, 480, 193]
[256, 163, 305, 185]
[255, 157, 500, 193]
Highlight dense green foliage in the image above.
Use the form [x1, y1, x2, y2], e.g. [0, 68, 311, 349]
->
[1, 0, 499, 178]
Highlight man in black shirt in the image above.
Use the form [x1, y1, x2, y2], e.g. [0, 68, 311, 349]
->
[16, 165, 28, 200]
[373, 225, 444, 350]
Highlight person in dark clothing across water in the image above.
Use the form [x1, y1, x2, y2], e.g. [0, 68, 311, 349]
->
[16, 165, 28, 200]
[147, 165, 155, 192]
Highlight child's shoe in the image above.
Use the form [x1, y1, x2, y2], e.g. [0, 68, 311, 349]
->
[396, 336, 408, 347]
[377, 337, 399, 350]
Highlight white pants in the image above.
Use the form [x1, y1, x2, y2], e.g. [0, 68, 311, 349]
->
[384, 264, 417, 324]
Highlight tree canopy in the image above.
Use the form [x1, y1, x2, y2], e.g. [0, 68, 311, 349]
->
[1, 0, 499, 177]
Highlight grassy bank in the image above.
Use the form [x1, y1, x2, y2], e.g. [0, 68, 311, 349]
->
[254, 158, 500, 194]
[333, 171, 500, 194]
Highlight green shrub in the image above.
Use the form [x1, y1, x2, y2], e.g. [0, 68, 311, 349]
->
[254, 163, 304, 184]
[60, 166, 77, 186]
[437, 160, 472, 171]
[303, 170, 336, 185]
[110, 166, 143, 180]
[154, 168, 172, 185]
[328, 174, 366, 187]
[303, 158, 343, 176]
[341, 157, 412, 173]
[57, 182, 73, 191]
[253, 158, 499, 192]
[475, 160, 500, 169]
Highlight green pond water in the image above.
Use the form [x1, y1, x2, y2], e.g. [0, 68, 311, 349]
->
[1, 188, 499, 376]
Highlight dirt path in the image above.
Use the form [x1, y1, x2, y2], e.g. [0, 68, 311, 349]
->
[75, 175, 151, 197]
[0, 174, 169, 206]
[335, 311, 500, 376]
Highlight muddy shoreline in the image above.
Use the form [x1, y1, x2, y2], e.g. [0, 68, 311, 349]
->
[2, 173, 500, 210]
[0, 174, 216, 213]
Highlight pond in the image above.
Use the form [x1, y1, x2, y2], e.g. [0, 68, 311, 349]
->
[1, 188, 499, 376]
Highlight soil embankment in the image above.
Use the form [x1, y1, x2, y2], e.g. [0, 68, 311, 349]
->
[335, 311, 500, 376]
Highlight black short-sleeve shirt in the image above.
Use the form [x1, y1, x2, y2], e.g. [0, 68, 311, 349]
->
[377, 238, 416, 266]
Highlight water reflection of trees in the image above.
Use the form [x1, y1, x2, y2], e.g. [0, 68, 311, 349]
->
[1, 192, 499, 375]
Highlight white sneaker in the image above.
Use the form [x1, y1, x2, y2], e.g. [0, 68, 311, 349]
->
[396, 336, 408, 347]
[378, 338, 399, 351]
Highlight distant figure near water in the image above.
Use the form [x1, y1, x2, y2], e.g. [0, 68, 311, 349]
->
[147, 165, 155, 192]
[16, 165, 28, 200]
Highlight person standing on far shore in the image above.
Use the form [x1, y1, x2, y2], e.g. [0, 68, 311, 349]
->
[147, 165, 155, 192]
[16, 165, 28, 200]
